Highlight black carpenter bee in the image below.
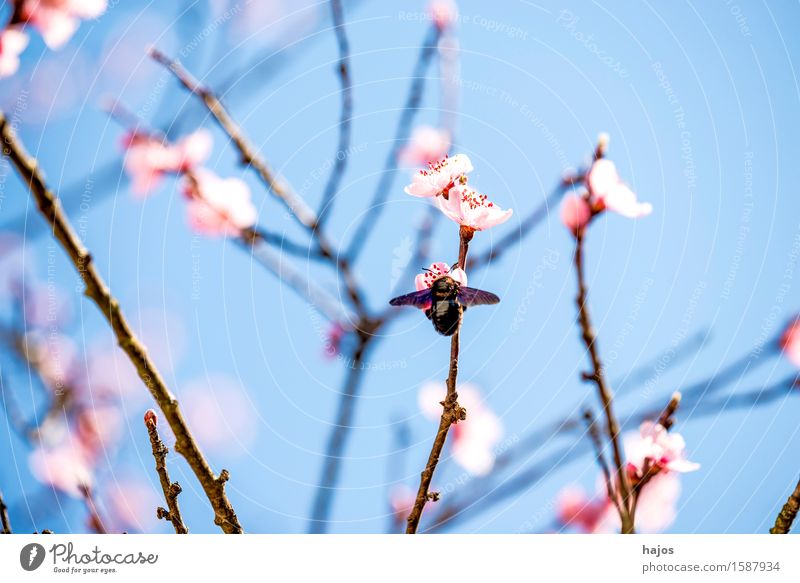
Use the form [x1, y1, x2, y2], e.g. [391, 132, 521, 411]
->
[389, 269, 500, 336]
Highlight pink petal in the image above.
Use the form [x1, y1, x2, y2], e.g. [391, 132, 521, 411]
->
[603, 183, 652, 218]
[399, 126, 451, 167]
[780, 318, 800, 367]
[0, 28, 29, 77]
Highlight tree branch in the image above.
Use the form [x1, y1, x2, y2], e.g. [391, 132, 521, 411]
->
[573, 229, 633, 533]
[771, 475, 800, 534]
[149, 49, 369, 322]
[144, 410, 189, 534]
[308, 333, 371, 533]
[316, 0, 353, 227]
[0, 113, 243, 534]
[405, 227, 473, 533]
[0, 489, 11, 534]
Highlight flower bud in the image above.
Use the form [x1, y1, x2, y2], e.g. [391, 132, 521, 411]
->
[144, 409, 158, 429]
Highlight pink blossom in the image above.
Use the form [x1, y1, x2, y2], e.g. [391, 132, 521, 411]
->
[414, 261, 467, 291]
[122, 129, 212, 196]
[22, 331, 78, 392]
[29, 443, 94, 497]
[22, 0, 107, 50]
[779, 317, 800, 367]
[413, 262, 467, 310]
[586, 158, 652, 218]
[183, 170, 258, 237]
[419, 382, 502, 475]
[324, 322, 346, 358]
[556, 473, 682, 534]
[389, 485, 415, 524]
[76, 405, 122, 460]
[435, 183, 513, 231]
[0, 27, 29, 77]
[625, 421, 700, 480]
[560, 194, 592, 235]
[399, 126, 451, 167]
[428, 0, 458, 30]
[182, 375, 257, 453]
[404, 154, 472, 198]
[106, 477, 160, 532]
[555, 486, 611, 533]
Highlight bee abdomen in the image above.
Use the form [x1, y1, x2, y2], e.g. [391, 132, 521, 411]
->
[430, 300, 461, 336]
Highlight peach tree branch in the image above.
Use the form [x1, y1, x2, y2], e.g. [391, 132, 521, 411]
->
[145, 410, 189, 534]
[771, 476, 800, 534]
[0, 112, 243, 534]
[405, 226, 474, 534]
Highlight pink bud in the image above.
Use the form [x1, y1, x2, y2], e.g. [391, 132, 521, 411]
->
[560, 194, 592, 235]
[144, 409, 158, 428]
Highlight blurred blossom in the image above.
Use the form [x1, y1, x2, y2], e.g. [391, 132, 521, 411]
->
[182, 170, 258, 237]
[435, 184, 513, 231]
[182, 375, 257, 454]
[779, 317, 800, 367]
[23, 283, 73, 330]
[560, 194, 592, 235]
[75, 404, 123, 459]
[399, 126, 451, 168]
[625, 421, 700, 482]
[418, 382, 502, 475]
[106, 476, 160, 533]
[404, 154, 472, 198]
[428, 0, 458, 30]
[323, 322, 346, 358]
[22, 331, 78, 391]
[122, 129, 212, 196]
[389, 484, 415, 525]
[29, 442, 94, 497]
[0, 27, 29, 78]
[555, 473, 681, 534]
[21, 0, 107, 50]
[586, 158, 652, 219]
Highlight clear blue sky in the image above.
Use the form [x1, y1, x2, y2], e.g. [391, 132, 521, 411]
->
[1, 0, 799, 534]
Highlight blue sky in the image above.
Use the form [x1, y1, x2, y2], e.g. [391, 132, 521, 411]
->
[1, 0, 799, 534]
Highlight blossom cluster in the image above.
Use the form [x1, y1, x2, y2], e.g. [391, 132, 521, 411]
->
[556, 421, 699, 533]
[1, 0, 107, 78]
[121, 129, 257, 237]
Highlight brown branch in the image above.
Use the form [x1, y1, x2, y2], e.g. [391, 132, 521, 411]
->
[572, 230, 633, 533]
[78, 484, 107, 534]
[405, 227, 473, 533]
[0, 113, 243, 533]
[149, 49, 369, 323]
[771, 475, 800, 534]
[583, 409, 621, 517]
[144, 410, 188, 534]
[316, 0, 353, 227]
[0, 489, 11, 534]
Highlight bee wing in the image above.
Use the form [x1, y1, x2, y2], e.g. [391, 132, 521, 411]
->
[457, 287, 500, 306]
[389, 289, 434, 308]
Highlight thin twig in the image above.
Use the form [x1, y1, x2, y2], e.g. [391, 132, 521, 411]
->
[573, 229, 633, 533]
[583, 409, 621, 517]
[467, 182, 569, 270]
[428, 377, 797, 532]
[78, 484, 108, 534]
[149, 49, 369, 322]
[345, 25, 442, 263]
[316, 0, 353, 227]
[0, 113, 243, 534]
[771, 475, 800, 534]
[406, 227, 473, 533]
[0, 489, 11, 534]
[144, 410, 188, 534]
[308, 333, 371, 533]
